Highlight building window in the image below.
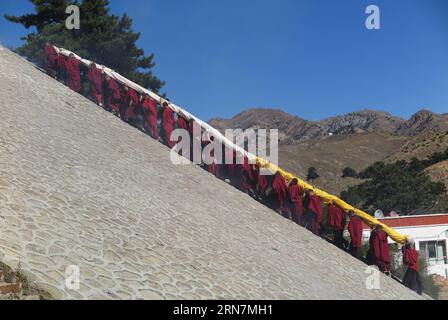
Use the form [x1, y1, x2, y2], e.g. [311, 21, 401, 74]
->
[419, 240, 448, 266]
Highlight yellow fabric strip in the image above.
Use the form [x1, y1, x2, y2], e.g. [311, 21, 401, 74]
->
[53, 45, 408, 245]
[256, 158, 408, 244]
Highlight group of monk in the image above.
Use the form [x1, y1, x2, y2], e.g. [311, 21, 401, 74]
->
[43, 43, 180, 144]
[43, 43, 422, 295]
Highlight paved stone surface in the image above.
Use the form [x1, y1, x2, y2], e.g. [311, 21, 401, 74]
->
[0, 45, 422, 300]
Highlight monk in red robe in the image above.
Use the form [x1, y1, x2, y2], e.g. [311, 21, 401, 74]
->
[177, 114, 189, 131]
[175, 113, 191, 158]
[253, 165, 268, 200]
[141, 94, 159, 139]
[370, 226, 391, 273]
[402, 240, 422, 295]
[238, 169, 252, 194]
[348, 212, 363, 259]
[271, 171, 287, 215]
[287, 178, 303, 225]
[122, 86, 139, 123]
[57, 53, 67, 84]
[203, 139, 219, 177]
[237, 156, 255, 195]
[225, 149, 238, 185]
[303, 190, 323, 235]
[66, 53, 81, 93]
[327, 203, 347, 248]
[189, 120, 202, 164]
[87, 63, 104, 106]
[104, 75, 122, 115]
[208, 157, 218, 177]
[43, 43, 58, 78]
[161, 100, 175, 148]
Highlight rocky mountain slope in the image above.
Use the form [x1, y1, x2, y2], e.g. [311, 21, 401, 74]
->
[388, 131, 448, 162]
[0, 47, 422, 300]
[397, 110, 448, 136]
[425, 160, 448, 212]
[210, 108, 448, 143]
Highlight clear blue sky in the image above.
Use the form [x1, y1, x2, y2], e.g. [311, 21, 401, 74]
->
[1, 0, 447, 121]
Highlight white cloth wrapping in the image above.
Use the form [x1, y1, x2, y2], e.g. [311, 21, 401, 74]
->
[53, 45, 259, 164]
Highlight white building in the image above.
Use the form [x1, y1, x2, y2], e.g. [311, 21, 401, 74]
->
[362, 214, 448, 278]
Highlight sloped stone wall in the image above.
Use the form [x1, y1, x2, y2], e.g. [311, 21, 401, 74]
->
[0, 46, 421, 300]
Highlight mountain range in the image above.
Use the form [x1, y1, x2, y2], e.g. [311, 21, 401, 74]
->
[209, 109, 448, 143]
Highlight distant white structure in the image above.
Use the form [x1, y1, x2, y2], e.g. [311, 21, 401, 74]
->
[374, 209, 385, 219]
[389, 211, 399, 218]
[363, 214, 448, 278]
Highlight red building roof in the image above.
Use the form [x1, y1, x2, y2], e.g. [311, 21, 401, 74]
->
[362, 214, 448, 230]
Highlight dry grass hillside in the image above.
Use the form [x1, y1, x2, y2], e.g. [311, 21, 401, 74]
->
[278, 132, 408, 195]
[388, 131, 448, 162]
[425, 160, 448, 212]
[427, 160, 448, 186]
[386, 131, 448, 214]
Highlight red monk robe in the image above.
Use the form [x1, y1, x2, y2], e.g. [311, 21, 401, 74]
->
[123, 87, 139, 121]
[224, 149, 238, 184]
[161, 103, 175, 148]
[105, 77, 122, 114]
[239, 168, 252, 193]
[238, 156, 255, 194]
[327, 204, 346, 230]
[271, 172, 287, 214]
[371, 229, 391, 273]
[177, 115, 189, 131]
[189, 120, 202, 163]
[348, 215, 363, 248]
[328, 204, 346, 248]
[57, 53, 67, 84]
[43, 43, 58, 77]
[305, 194, 323, 235]
[177, 115, 191, 158]
[203, 141, 218, 177]
[254, 165, 268, 198]
[208, 156, 218, 177]
[402, 245, 422, 294]
[287, 179, 303, 224]
[348, 215, 363, 259]
[188, 119, 196, 137]
[66, 54, 81, 93]
[404, 247, 419, 272]
[87, 64, 103, 105]
[141, 97, 159, 139]
[177, 115, 195, 161]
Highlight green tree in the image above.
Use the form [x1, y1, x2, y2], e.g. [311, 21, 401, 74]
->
[5, 0, 164, 93]
[306, 167, 319, 181]
[340, 186, 365, 208]
[418, 148, 448, 169]
[408, 157, 425, 172]
[342, 167, 358, 178]
[341, 161, 446, 215]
